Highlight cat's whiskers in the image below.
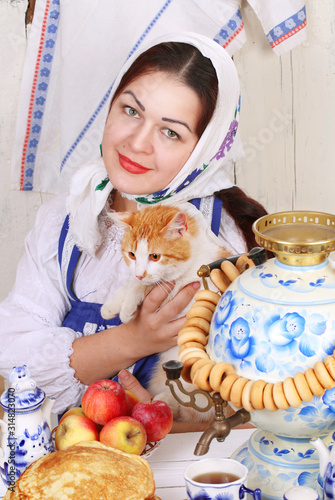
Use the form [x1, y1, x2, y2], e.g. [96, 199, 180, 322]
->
[155, 280, 173, 295]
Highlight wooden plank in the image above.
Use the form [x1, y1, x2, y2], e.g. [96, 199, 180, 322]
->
[234, 1, 296, 214]
[0, 376, 4, 419]
[234, 0, 335, 217]
[293, 1, 335, 213]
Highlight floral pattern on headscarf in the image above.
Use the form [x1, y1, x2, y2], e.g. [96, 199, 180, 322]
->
[136, 163, 210, 204]
[211, 118, 238, 163]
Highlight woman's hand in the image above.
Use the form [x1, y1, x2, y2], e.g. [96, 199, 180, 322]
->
[119, 369, 152, 402]
[70, 280, 200, 385]
[128, 281, 201, 356]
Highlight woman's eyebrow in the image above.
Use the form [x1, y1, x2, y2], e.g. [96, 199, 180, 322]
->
[122, 91, 192, 132]
[123, 90, 145, 111]
[162, 117, 191, 132]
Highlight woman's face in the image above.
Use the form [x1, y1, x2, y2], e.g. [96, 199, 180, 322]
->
[102, 71, 202, 196]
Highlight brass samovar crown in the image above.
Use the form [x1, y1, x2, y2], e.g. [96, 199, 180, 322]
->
[253, 211, 335, 266]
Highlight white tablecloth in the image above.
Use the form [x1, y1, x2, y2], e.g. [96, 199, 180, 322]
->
[147, 428, 255, 499]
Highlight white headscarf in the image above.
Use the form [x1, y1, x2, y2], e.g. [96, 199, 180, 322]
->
[68, 32, 242, 253]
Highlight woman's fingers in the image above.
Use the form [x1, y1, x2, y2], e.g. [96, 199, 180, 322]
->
[130, 281, 202, 356]
[118, 369, 152, 402]
[142, 280, 175, 313]
[144, 281, 200, 319]
[161, 282, 201, 321]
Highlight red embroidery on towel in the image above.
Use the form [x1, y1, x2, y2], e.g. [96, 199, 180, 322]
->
[20, 0, 51, 190]
[223, 22, 244, 50]
[271, 20, 307, 49]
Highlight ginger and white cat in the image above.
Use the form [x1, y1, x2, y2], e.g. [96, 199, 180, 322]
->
[101, 204, 230, 422]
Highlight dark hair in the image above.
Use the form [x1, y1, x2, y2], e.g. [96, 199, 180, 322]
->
[111, 42, 218, 137]
[215, 186, 269, 252]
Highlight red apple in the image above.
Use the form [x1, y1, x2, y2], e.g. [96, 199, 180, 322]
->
[131, 400, 173, 442]
[55, 415, 99, 450]
[99, 416, 147, 455]
[81, 379, 127, 426]
[125, 390, 141, 416]
[59, 406, 86, 424]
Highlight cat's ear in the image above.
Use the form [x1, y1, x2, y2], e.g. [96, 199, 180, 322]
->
[162, 212, 188, 239]
[107, 211, 133, 230]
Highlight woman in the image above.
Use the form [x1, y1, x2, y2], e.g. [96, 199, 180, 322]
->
[0, 33, 266, 419]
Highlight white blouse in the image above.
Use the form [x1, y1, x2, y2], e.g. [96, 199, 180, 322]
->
[0, 194, 246, 414]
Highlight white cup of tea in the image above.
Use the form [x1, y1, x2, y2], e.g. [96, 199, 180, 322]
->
[184, 458, 262, 500]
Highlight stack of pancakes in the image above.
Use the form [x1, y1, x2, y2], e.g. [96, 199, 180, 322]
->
[5, 441, 160, 499]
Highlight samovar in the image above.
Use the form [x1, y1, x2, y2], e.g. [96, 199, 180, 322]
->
[164, 211, 335, 500]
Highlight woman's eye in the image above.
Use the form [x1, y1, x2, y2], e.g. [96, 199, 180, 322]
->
[125, 106, 138, 117]
[149, 253, 160, 262]
[128, 252, 136, 260]
[163, 128, 181, 140]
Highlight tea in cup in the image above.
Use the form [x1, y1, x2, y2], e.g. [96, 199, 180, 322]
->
[184, 458, 262, 500]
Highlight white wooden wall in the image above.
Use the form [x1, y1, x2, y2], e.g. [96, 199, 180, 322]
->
[1, 0, 335, 301]
[235, 0, 335, 214]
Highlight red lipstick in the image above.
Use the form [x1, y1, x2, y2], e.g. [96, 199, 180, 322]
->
[118, 153, 150, 174]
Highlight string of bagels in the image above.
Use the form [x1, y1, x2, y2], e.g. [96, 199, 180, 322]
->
[178, 254, 335, 412]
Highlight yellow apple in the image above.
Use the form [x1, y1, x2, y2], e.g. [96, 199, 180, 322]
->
[55, 414, 99, 450]
[125, 390, 140, 415]
[99, 416, 147, 455]
[59, 406, 86, 424]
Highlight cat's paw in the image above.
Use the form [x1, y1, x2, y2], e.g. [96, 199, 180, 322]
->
[119, 300, 140, 323]
[100, 303, 119, 319]
[119, 309, 137, 324]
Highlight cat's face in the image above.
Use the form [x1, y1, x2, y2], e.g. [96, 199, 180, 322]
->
[110, 205, 198, 285]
